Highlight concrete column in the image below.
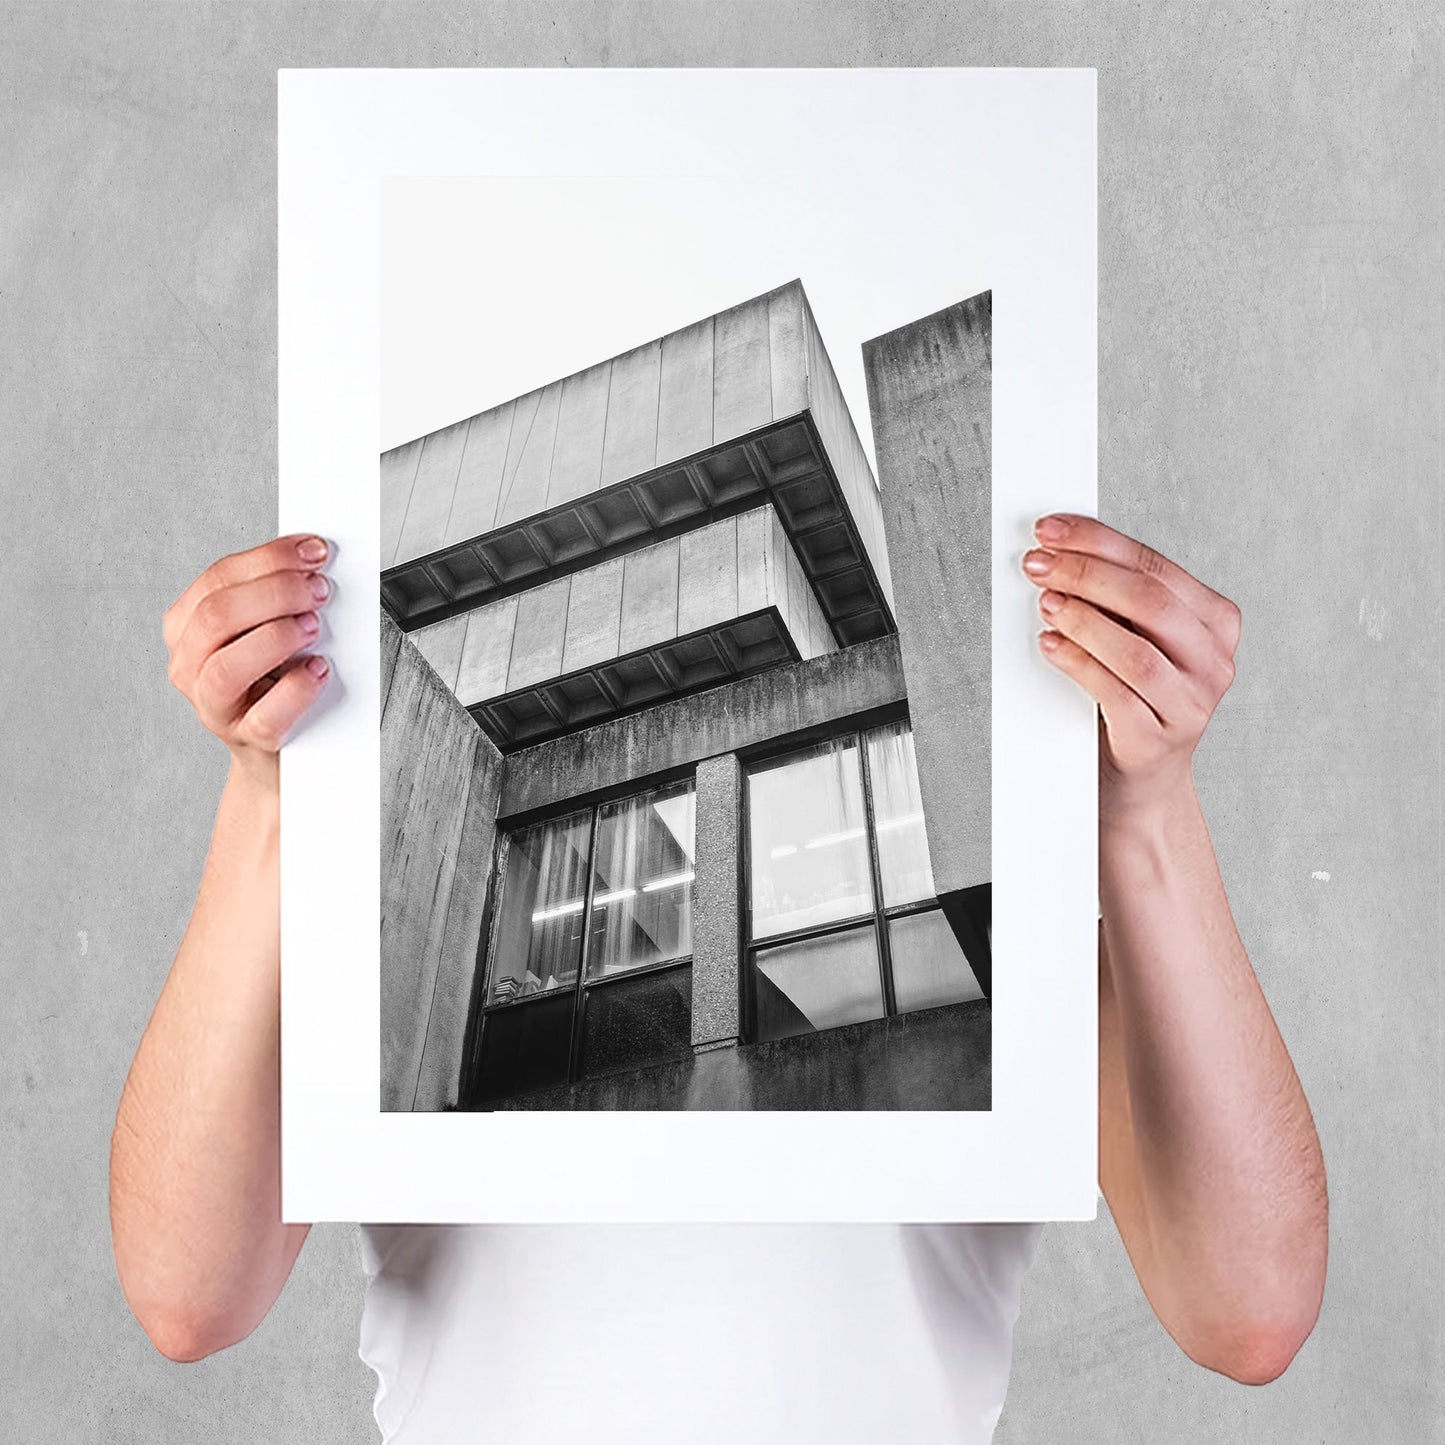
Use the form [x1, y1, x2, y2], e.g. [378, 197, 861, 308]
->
[863, 291, 992, 893]
[690, 752, 742, 1047]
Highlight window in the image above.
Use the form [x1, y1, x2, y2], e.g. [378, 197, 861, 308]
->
[470, 779, 697, 1102]
[744, 720, 982, 1043]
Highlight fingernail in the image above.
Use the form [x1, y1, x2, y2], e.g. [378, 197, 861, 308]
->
[1039, 589, 1066, 615]
[306, 654, 330, 680]
[1038, 630, 1061, 652]
[299, 611, 320, 635]
[1023, 549, 1054, 577]
[1035, 515, 1070, 543]
[308, 572, 331, 602]
[297, 536, 328, 564]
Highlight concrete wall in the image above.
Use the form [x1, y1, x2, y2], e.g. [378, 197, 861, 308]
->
[380, 613, 504, 1110]
[690, 753, 743, 1048]
[799, 283, 895, 611]
[380, 279, 895, 641]
[480, 999, 990, 1111]
[864, 292, 992, 894]
[499, 634, 909, 819]
[408, 504, 835, 709]
[7, 11, 1435, 1445]
[383, 279, 890, 568]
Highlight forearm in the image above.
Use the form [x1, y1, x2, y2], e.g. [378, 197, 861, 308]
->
[109, 756, 308, 1360]
[1099, 777, 1327, 1381]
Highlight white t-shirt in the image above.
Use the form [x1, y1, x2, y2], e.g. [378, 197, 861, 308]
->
[357, 1222, 1045, 1444]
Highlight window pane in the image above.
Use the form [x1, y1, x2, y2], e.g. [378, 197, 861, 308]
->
[752, 925, 885, 1042]
[473, 992, 574, 1103]
[747, 737, 873, 940]
[488, 811, 591, 1003]
[587, 783, 696, 978]
[580, 964, 693, 1079]
[890, 909, 984, 1014]
[865, 721, 936, 908]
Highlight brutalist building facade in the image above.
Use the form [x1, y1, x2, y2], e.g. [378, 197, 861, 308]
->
[380, 280, 993, 1113]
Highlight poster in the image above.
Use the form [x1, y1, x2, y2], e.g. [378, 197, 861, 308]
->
[278, 67, 1097, 1221]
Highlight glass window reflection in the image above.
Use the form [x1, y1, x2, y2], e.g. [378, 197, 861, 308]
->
[866, 720, 936, 907]
[747, 737, 873, 940]
[587, 784, 697, 978]
[752, 925, 885, 1042]
[488, 810, 591, 1003]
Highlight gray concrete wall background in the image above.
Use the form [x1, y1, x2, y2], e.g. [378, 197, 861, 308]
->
[0, 6, 1437, 1445]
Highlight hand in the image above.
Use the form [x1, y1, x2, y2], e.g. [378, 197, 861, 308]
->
[164, 533, 334, 784]
[1021, 514, 1241, 828]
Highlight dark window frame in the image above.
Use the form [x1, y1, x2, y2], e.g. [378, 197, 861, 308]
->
[740, 720, 957, 1044]
[459, 776, 697, 1105]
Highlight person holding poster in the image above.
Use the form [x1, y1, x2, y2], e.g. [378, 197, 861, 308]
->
[108, 515, 1328, 1443]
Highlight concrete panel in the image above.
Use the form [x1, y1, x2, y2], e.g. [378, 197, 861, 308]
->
[408, 611, 466, 692]
[767, 506, 792, 615]
[492, 999, 990, 1111]
[768, 281, 809, 420]
[380, 436, 423, 568]
[494, 379, 563, 527]
[382, 281, 894, 649]
[380, 605, 405, 712]
[455, 595, 519, 707]
[692, 753, 742, 1046]
[619, 535, 680, 652]
[396, 417, 468, 561]
[545, 358, 610, 510]
[799, 288, 895, 611]
[599, 337, 661, 489]
[438, 508, 825, 746]
[500, 634, 908, 819]
[736, 505, 772, 614]
[505, 576, 571, 690]
[781, 525, 810, 654]
[677, 516, 738, 635]
[655, 315, 714, 466]
[380, 615, 501, 1113]
[444, 398, 514, 546]
[561, 556, 624, 672]
[803, 572, 837, 656]
[864, 292, 991, 893]
[412, 741, 504, 1111]
[713, 291, 773, 441]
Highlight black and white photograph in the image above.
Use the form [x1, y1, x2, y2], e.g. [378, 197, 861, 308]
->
[380, 270, 995, 1112]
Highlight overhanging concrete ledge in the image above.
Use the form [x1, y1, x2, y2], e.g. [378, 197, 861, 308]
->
[499, 633, 908, 820]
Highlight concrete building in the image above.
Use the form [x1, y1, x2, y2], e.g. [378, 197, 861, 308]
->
[380, 280, 993, 1112]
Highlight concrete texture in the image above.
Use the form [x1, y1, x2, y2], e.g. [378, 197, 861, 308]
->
[689, 753, 743, 1047]
[417, 504, 844, 748]
[380, 280, 898, 647]
[381, 282, 892, 609]
[483, 998, 991, 1111]
[865, 291, 992, 893]
[407, 504, 835, 713]
[379, 614, 504, 1110]
[0, 5, 1437, 1445]
[499, 633, 910, 818]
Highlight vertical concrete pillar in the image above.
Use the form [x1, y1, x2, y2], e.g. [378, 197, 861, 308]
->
[691, 752, 742, 1047]
[380, 612, 504, 1111]
[863, 291, 992, 894]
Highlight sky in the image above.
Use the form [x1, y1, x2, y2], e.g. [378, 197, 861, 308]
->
[378, 70, 992, 473]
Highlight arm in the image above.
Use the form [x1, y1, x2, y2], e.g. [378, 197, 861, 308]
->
[109, 534, 334, 1362]
[1024, 514, 1328, 1385]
